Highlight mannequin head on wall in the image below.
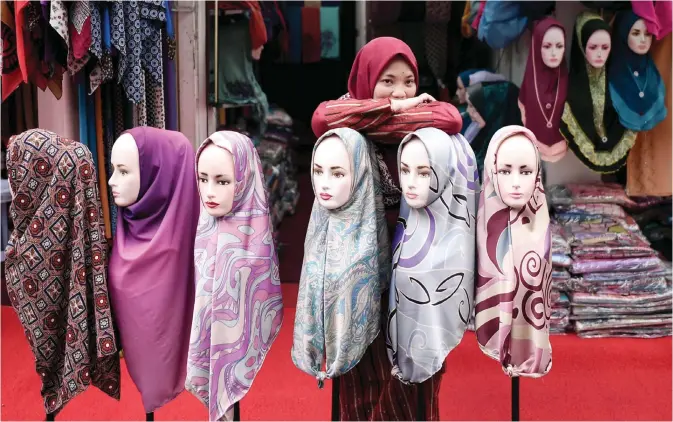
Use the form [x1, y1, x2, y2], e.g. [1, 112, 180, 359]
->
[399, 138, 431, 208]
[456, 77, 467, 103]
[466, 95, 486, 128]
[584, 29, 611, 68]
[627, 18, 653, 55]
[312, 135, 353, 210]
[109, 133, 141, 207]
[495, 134, 538, 210]
[541, 26, 565, 68]
[197, 143, 236, 217]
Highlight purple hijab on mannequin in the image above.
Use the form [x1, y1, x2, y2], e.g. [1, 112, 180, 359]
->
[108, 127, 200, 412]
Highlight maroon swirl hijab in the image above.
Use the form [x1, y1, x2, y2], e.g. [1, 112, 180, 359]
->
[518, 18, 569, 162]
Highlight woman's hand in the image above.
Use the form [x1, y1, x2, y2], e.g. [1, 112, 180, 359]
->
[391, 93, 436, 113]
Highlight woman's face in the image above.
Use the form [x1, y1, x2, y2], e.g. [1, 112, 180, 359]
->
[372, 57, 417, 100]
[466, 96, 486, 128]
[585, 29, 611, 68]
[456, 77, 467, 103]
[627, 19, 653, 55]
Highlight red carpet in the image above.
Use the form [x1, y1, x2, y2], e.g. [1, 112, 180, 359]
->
[1, 283, 671, 421]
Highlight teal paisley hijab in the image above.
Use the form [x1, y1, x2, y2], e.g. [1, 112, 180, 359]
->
[292, 128, 391, 386]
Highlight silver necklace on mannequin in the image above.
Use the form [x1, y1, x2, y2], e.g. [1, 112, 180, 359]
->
[627, 64, 648, 99]
[532, 38, 560, 129]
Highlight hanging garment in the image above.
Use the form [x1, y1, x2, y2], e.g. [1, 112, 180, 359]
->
[387, 128, 478, 384]
[518, 18, 569, 162]
[466, 81, 522, 177]
[627, 34, 672, 197]
[474, 125, 553, 378]
[301, 6, 321, 63]
[631, 0, 672, 40]
[218, 1, 268, 52]
[608, 11, 667, 132]
[108, 127, 200, 413]
[477, 1, 527, 50]
[425, 1, 452, 23]
[320, 6, 339, 59]
[560, 11, 637, 174]
[163, 0, 178, 130]
[1, 1, 23, 100]
[369, 1, 401, 26]
[186, 131, 284, 421]
[292, 128, 390, 384]
[112, 0, 167, 104]
[67, 0, 91, 75]
[94, 89, 112, 239]
[210, 14, 269, 131]
[286, 5, 302, 63]
[5, 129, 121, 415]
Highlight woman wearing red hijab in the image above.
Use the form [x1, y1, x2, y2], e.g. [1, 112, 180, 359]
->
[312, 37, 460, 421]
[312, 37, 462, 214]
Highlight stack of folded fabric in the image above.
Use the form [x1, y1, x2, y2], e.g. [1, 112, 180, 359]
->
[257, 106, 300, 234]
[548, 183, 672, 338]
[550, 221, 573, 334]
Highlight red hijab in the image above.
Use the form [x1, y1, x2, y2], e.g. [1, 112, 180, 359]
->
[519, 18, 569, 162]
[347, 37, 419, 100]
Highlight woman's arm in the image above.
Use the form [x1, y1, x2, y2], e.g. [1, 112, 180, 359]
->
[311, 98, 463, 144]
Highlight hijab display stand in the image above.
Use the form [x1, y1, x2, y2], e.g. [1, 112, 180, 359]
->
[146, 413, 154, 421]
[511, 377, 520, 421]
[331, 378, 340, 421]
[45, 413, 55, 421]
[234, 403, 241, 421]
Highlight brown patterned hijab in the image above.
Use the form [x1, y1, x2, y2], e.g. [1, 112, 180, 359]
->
[5, 129, 121, 415]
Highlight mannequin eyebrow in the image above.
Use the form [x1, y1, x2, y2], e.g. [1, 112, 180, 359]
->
[313, 164, 345, 171]
[400, 161, 430, 170]
[199, 172, 229, 178]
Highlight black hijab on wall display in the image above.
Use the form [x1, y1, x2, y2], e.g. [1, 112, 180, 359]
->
[559, 12, 637, 174]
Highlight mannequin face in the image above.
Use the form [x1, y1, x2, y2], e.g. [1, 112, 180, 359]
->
[109, 134, 141, 207]
[466, 97, 486, 128]
[312, 136, 352, 210]
[541, 26, 565, 68]
[627, 19, 652, 55]
[399, 138, 431, 208]
[456, 77, 467, 103]
[372, 57, 417, 100]
[495, 135, 538, 210]
[197, 144, 235, 217]
[585, 30, 611, 68]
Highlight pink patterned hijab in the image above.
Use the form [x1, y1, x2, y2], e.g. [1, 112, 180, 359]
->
[474, 125, 553, 378]
[186, 131, 284, 420]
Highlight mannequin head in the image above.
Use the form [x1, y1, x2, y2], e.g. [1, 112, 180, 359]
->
[456, 77, 467, 103]
[109, 133, 141, 207]
[197, 143, 235, 217]
[466, 97, 486, 128]
[627, 18, 652, 55]
[541, 26, 565, 68]
[312, 135, 353, 210]
[372, 57, 417, 100]
[399, 138, 431, 208]
[495, 134, 538, 209]
[585, 29, 611, 68]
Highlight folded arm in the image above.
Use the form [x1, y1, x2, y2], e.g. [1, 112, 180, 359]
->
[311, 99, 463, 144]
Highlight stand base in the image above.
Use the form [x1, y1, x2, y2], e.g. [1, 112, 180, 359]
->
[146, 412, 154, 421]
[45, 413, 55, 421]
[233, 402, 240, 421]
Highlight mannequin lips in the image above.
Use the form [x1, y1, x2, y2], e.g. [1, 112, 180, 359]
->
[509, 193, 523, 199]
[205, 201, 220, 209]
[319, 193, 332, 201]
[406, 192, 418, 200]
[112, 191, 119, 198]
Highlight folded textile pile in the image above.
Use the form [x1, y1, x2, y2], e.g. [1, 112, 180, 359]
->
[548, 183, 672, 339]
[259, 107, 300, 234]
[551, 221, 573, 334]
